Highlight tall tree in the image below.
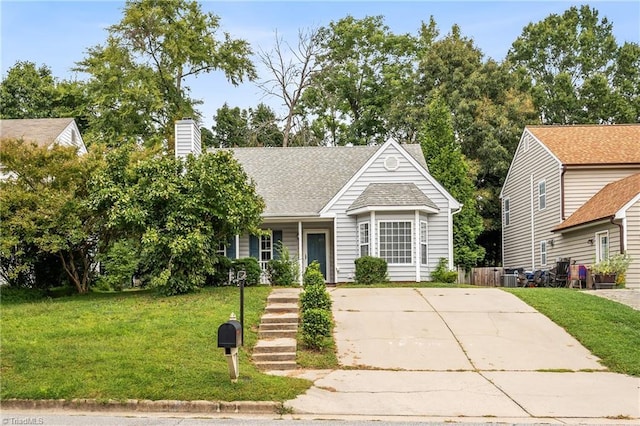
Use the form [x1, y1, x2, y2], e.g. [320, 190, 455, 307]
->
[76, 0, 256, 149]
[0, 139, 104, 293]
[0, 61, 90, 132]
[508, 5, 638, 124]
[419, 95, 485, 269]
[211, 103, 249, 148]
[258, 28, 321, 146]
[247, 103, 284, 147]
[304, 15, 417, 145]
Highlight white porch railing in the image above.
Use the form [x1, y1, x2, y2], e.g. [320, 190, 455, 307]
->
[259, 261, 270, 285]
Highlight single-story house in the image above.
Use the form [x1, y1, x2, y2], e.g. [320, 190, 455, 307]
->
[175, 119, 461, 284]
[500, 124, 640, 288]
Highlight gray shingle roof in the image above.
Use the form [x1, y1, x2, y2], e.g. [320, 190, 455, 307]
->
[347, 183, 439, 213]
[213, 144, 428, 217]
[0, 118, 74, 147]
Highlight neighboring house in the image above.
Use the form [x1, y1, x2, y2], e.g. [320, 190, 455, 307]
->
[500, 124, 640, 288]
[0, 118, 87, 179]
[175, 119, 461, 284]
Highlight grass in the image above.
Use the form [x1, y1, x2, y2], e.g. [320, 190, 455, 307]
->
[296, 331, 339, 370]
[0, 286, 311, 401]
[506, 288, 640, 377]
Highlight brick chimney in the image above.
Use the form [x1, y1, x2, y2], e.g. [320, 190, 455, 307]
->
[174, 118, 201, 159]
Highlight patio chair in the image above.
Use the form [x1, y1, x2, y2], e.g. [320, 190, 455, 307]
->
[548, 258, 570, 287]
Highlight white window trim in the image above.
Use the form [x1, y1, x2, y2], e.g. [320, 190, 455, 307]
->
[540, 240, 547, 266]
[216, 243, 226, 257]
[378, 220, 413, 265]
[260, 232, 273, 263]
[538, 180, 546, 211]
[595, 231, 609, 263]
[358, 222, 370, 257]
[503, 197, 510, 226]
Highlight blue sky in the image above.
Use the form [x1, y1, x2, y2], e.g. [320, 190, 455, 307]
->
[1, 1, 639, 128]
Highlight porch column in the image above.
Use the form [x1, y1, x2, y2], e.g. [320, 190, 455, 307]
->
[298, 221, 303, 286]
[234, 235, 240, 259]
[415, 210, 420, 282]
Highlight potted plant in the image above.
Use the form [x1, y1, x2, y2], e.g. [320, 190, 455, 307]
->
[590, 253, 632, 289]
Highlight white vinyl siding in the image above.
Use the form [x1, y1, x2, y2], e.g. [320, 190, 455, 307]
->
[501, 130, 561, 270]
[327, 143, 452, 283]
[564, 168, 640, 218]
[625, 200, 640, 289]
[379, 221, 412, 264]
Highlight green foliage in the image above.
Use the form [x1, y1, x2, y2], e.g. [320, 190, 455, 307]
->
[209, 255, 234, 287]
[95, 239, 140, 291]
[301, 308, 333, 350]
[0, 287, 48, 304]
[232, 257, 262, 286]
[75, 0, 256, 149]
[300, 284, 332, 312]
[303, 261, 325, 288]
[354, 256, 388, 285]
[420, 95, 485, 269]
[0, 139, 105, 293]
[431, 258, 458, 283]
[266, 242, 299, 286]
[590, 253, 633, 285]
[508, 5, 638, 124]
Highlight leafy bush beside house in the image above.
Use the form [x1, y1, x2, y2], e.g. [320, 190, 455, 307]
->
[431, 258, 458, 283]
[303, 261, 325, 287]
[354, 256, 388, 284]
[266, 242, 299, 286]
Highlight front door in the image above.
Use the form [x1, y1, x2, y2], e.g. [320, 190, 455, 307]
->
[306, 231, 328, 280]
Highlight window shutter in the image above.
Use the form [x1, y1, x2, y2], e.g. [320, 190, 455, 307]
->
[273, 230, 283, 259]
[249, 235, 259, 259]
[227, 238, 236, 259]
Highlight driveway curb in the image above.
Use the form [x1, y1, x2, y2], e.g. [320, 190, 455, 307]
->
[1, 398, 280, 414]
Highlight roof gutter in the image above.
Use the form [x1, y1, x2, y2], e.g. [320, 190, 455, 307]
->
[611, 217, 625, 254]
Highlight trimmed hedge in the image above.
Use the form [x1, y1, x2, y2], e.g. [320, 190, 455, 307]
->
[301, 308, 332, 349]
[303, 261, 324, 287]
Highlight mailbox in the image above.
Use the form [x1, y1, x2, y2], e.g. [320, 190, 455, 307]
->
[218, 319, 242, 348]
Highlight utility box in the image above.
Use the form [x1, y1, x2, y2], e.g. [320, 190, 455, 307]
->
[502, 269, 518, 288]
[218, 320, 242, 349]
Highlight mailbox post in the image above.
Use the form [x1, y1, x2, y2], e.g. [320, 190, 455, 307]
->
[217, 313, 242, 382]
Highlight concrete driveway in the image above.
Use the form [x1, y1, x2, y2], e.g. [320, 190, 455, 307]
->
[287, 288, 640, 423]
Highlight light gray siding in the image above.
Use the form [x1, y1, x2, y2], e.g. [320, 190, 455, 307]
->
[625, 200, 640, 289]
[502, 131, 561, 270]
[326, 143, 452, 282]
[564, 168, 640, 218]
[56, 121, 87, 154]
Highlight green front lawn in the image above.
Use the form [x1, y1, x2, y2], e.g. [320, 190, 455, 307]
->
[506, 288, 640, 376]
[0, 286, 311, 401]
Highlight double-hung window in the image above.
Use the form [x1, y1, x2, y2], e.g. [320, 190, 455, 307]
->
[260, 234, 272, 262]
[358, 222, 370, 257]
[596, 231, 609, 263]
[538, 180, 546, 210]
[378, 221, 412, 264]
[540, 240, 547, 266]
[504, 198, 510, 226]
[420, 221, 428, 265]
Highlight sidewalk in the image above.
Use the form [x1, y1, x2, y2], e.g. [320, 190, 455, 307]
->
[584, 288, 640, 310]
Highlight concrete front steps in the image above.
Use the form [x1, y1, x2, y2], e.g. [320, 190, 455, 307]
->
[253, 288, 301, 371]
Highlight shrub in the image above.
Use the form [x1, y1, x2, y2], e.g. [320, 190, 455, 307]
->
[232, 257, 262, 286]
[354, 256, 388, 284]
[303, 261, 324, 288]
[95, 239, 139, 291]
[300, 283, 332, 311]
[431, 258, 458, 283]
[266, 242, 299, 286]
[207, 255, 234, 287]
[301, 308, 332, 350]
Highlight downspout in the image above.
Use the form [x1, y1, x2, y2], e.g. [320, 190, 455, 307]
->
[611, 217, 625, 254]
[298, 221, 303, 286]
[560, 165, 567, 220]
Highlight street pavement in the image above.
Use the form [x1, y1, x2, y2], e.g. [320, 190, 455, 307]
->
[285, 287, 640, 423]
